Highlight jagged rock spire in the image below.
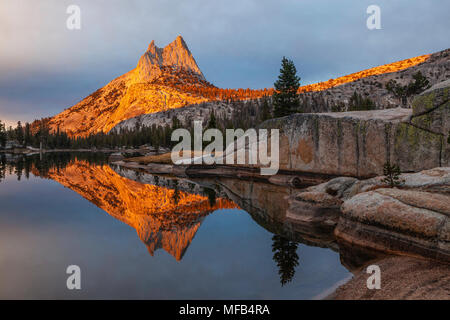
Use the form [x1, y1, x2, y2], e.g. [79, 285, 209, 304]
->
[135, 35, 205, 83]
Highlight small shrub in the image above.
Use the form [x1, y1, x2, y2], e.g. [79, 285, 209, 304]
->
[382, 162, 404, 187]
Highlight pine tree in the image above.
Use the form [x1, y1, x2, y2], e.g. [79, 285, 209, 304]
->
[386, 72, 430, 106]
[0, 120, 6, 148]
[407, 71, 430, 96]
[16, 121, 24, 145]
[24, 123, 31, 146]
[207, 111, 217, 129]
[273, 57, 301, 118]
[348, 91, 376, 111]
[171, 116, 181, 130]
[260, 97, 272, 121]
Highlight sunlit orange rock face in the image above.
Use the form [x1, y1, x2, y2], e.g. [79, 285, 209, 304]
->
[48, 34, 431, 137]
[39, 161, 237, 261]
[49, 36, 213, 137]
[299, 54, 431, 92]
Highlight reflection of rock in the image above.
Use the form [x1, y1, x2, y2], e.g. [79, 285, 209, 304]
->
[114, 165, 428, 275]
[136, 215, 205, 261]
[330, 256, 450, 300]
[336, 240, 388, 273]
[215, 177, 395, 269]
[41, 161, 237, 261]
[216, 177, 339, 250]
[115, 166, 343, 251]
[112, 164, 219, 197]
[287, 177, 357, 227]
[108, 152, 125, 162]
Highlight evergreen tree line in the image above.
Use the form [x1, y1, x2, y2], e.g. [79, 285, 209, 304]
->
[1, 95, 275, 150]
[385, 71, 430, 106]
[1, 120, 74, 149]
[347, 91, 377, 111]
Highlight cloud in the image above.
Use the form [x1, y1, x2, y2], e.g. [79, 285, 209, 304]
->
[0, 0, 449, 123]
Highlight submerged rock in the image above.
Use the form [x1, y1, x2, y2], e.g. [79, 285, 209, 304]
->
[108, 152, 125, 162]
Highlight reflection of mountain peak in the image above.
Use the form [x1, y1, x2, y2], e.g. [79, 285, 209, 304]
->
[37, 161, 237, 261]
[141, 220, 204, 261]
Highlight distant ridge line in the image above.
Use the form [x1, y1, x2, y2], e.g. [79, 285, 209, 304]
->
[299, 54, 431, 93]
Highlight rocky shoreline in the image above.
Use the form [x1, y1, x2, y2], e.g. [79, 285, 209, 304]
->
[328, 255, 450, 300]
[112, 159, 333, 186]
[290, 167, 450, 262]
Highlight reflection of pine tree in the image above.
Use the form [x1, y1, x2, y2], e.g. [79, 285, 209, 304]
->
[172, 188, 180, 205]
[205, 188, 216, 207]
[0, 155, 6, 183]
[15, 157, 24, 181]
[272, 235, 300, 286]
[172, 180, 180, 205]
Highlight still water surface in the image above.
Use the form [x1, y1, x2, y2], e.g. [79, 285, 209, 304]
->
[0, 153, 350, 299]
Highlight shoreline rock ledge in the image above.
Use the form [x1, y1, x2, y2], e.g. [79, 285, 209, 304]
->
[260, 79, 449, 177]
[289, 167, 450, 262]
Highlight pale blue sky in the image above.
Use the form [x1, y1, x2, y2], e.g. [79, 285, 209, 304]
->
[0, 0, 449, 125]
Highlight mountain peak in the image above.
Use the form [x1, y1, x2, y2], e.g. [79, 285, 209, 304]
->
[135, 35, 205, 83]
[147, 40, 156, 52]
[173, 35, 187, 48]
